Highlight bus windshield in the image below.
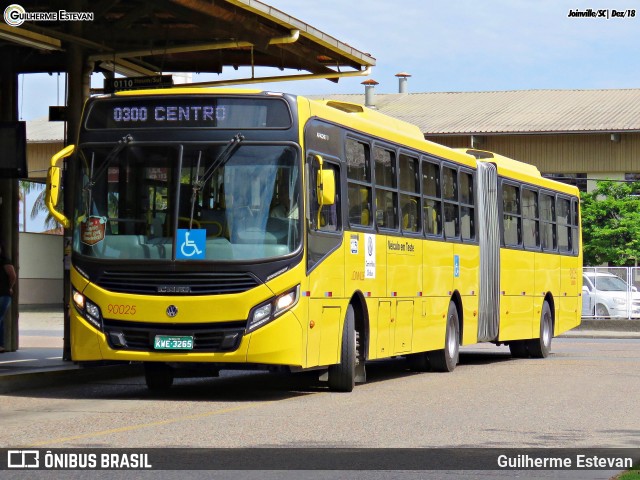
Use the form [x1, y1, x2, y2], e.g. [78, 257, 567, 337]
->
[73, 143, 300, 261]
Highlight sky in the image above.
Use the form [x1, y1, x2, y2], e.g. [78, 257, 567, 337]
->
[17, 0, 640, 120]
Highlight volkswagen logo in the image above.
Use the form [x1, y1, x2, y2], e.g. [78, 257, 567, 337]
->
[166, 305, 178, 318]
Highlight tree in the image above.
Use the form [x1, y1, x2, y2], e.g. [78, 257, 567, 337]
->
[580, 180, 640, 266]
[18, 180, 60, 232]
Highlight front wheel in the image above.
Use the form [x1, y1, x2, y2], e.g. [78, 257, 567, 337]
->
[595, 304, 609, 319]
[328, 305, 356, 392]
[428, 301, 460, 372]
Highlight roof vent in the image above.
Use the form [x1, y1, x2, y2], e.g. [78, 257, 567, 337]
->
[395, 72, 411, 94]
[361, 79, 379, 108]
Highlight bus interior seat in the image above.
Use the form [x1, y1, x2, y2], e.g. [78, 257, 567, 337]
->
[200, 209, 227, 238]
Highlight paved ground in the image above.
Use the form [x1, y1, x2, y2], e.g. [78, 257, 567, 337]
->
[0, 307, 639, 394]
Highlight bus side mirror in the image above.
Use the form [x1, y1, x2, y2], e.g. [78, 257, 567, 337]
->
[46, 144, 75, 229]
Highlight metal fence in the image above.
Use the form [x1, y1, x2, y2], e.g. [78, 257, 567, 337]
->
[582, 267, 640, 319]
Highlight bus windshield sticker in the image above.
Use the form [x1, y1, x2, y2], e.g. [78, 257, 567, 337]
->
[176, 229, 206, 260]
[80, 216, 107, 246]
[365, 233, 376, 279]
[350, 234, 359, 254]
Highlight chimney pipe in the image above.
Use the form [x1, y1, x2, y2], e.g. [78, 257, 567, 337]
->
[361, 79, 379, 108]
[395, 72, 411, 94]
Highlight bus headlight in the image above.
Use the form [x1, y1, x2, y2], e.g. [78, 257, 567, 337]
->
[247, 285, 299, 333]
[72, 288, 104, 331]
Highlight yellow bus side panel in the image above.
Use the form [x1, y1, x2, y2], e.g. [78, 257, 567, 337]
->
[415, 239, 453, 352]
[376, 300, 392, 358]
[395, 300, 414, 354]
[558, 255, 581, 334]
[386, 236, 422, 298]
[423, 240, 453, 298]
[344, 232, 387, 298]
[307, 300, 342, 367]
[533, 252, 560, 338]
[453, 243, 480, 345]
[499, 249, 535, 341]
[306, 236, 346, 367]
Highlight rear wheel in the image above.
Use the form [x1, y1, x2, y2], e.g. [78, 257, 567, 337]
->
[328, 305, 356, 392]
[144, 362, 174, 391]
[527, 301, 553, 358]
[428, 301, 460, 372]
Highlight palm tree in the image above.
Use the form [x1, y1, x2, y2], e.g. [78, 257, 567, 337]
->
[19, 180, 61, 233]
[18, 180, 35, 232]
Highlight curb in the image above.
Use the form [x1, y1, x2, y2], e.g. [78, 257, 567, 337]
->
[0, 364, 144, 394]
[575, 319, 640, 332]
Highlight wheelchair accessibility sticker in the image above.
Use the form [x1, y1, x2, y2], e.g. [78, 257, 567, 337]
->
[176, 229, 206, 260]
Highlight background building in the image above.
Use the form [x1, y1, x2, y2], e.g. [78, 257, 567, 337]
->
[318, 82, 640, 192]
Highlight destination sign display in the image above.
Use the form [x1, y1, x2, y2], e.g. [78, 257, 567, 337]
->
[85, 97, 292, 130]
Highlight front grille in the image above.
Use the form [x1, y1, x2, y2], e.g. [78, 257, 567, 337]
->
[95, 270, 260, 295]
[103, 319, 246, 352]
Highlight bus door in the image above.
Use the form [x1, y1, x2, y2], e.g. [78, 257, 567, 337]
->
[306, 154, 344, 367]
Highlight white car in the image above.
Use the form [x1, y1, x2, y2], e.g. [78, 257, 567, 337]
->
[582, 272, 640, 318]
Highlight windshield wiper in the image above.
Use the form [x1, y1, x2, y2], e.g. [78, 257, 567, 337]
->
[81, 134, 133, 217]
[85, 134, 133, 192]
[189, 133, 244, 229]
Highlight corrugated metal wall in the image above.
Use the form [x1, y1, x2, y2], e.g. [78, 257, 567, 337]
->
[426, 133, 640, 174]
[27, 142, 64, 180]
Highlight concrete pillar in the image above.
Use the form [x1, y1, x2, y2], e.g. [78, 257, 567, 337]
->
[0, 64, 20, 352]
[62, 13, 92, 360]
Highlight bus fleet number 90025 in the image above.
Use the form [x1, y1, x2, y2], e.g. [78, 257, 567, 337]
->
[107, 304, 136, 315]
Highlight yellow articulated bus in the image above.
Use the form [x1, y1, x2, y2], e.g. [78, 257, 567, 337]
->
[46, 88, 582, 392]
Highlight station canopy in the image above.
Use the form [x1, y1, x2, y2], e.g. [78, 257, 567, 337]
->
[0, 0, 376, 86]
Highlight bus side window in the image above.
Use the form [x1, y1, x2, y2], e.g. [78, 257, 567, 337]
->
[522, 188, 539, 248]
[443, 166, 459, 239]
[422, 160, 442, 237]
[540, 193, 556, 251]
[346, 138, 372, 228]
[502, 183, 521, 246]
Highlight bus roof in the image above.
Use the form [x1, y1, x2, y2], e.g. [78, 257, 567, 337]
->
[112, 87, 268, 97]
[304, 97, 477, 168]
[98, 89, 578, 196]
[460, 149, 580, 196]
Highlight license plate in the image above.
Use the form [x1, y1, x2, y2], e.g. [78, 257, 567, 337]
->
[154, 335, 193, 350]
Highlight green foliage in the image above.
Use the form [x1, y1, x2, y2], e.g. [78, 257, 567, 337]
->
[614, 468, 640, 480]
[581, 180, 640, 266]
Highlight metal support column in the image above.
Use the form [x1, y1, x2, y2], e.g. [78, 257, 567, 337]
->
[63, 12, 91, 360]
[0, 63, 20, 352]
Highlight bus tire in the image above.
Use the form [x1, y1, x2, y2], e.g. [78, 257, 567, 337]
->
[328, 305, 356, 392]
[527, 301, 553, 358]
[144, 362, 174, 391]
[429, 301, 460, 372]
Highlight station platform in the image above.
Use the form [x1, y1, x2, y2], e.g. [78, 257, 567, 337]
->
[1, 308, 639, 394]
[0, 307, 141, 394]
